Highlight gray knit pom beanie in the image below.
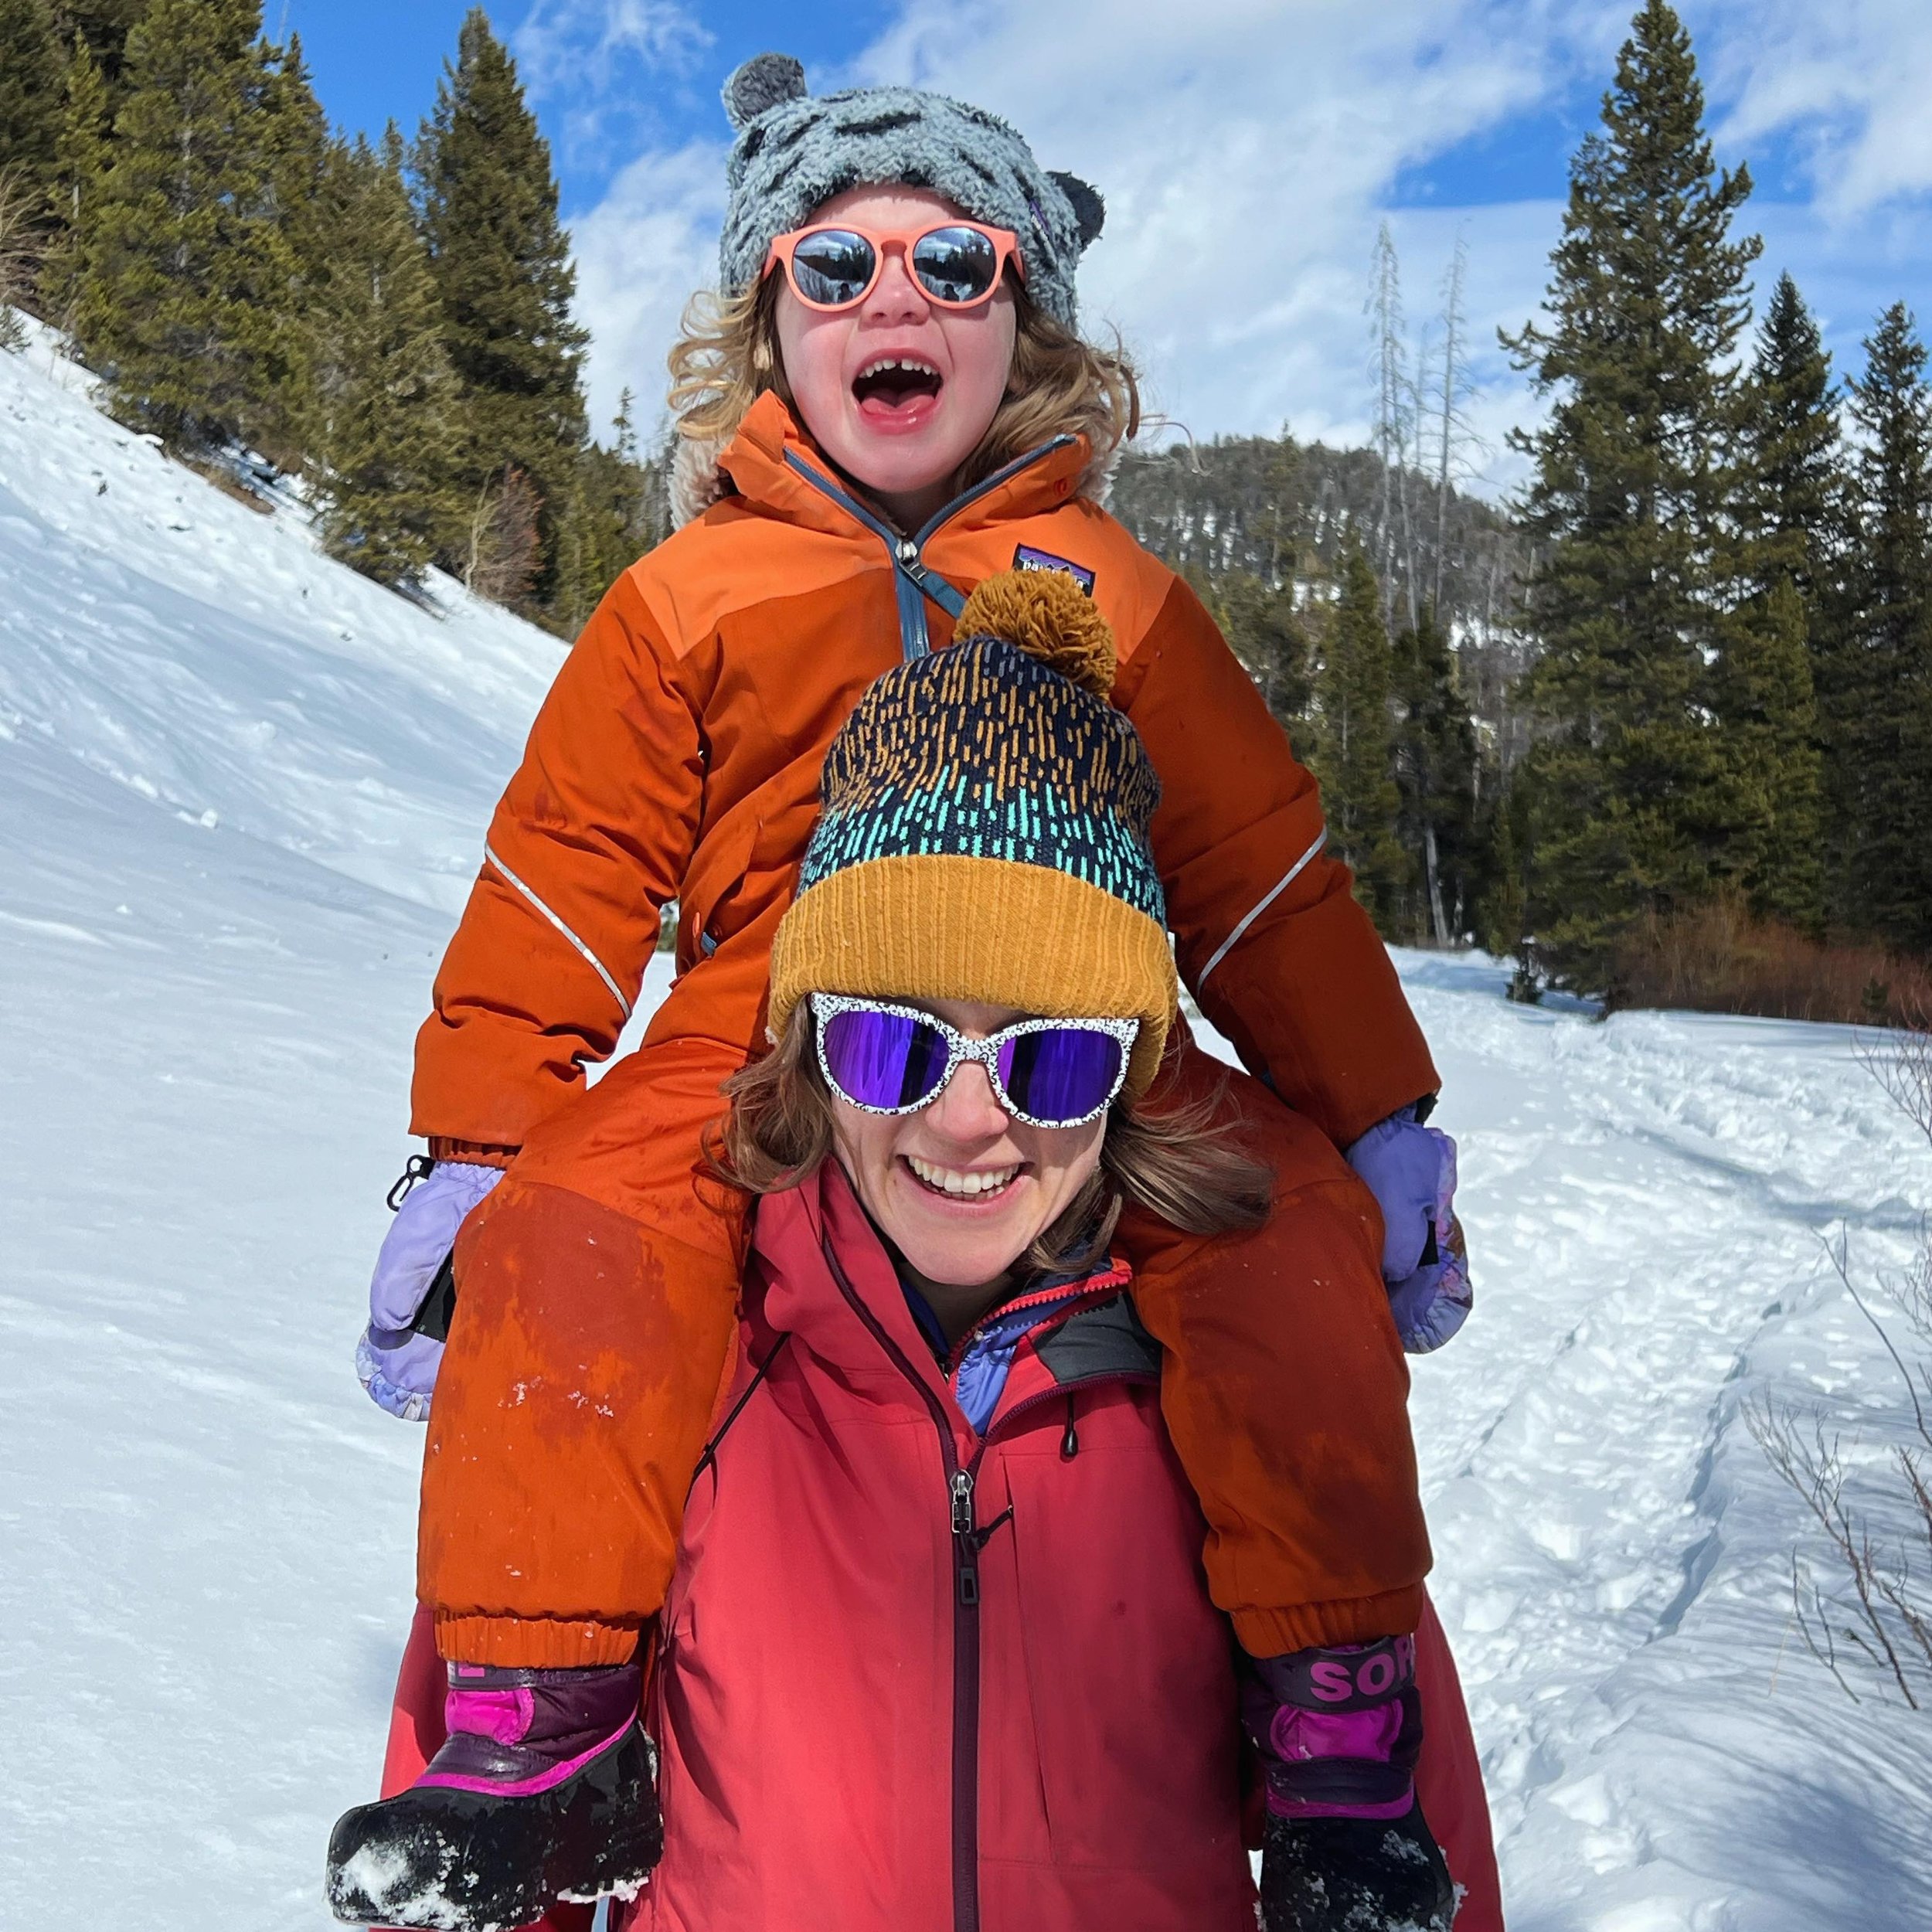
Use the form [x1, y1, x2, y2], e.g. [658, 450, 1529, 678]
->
[718, 53, 1105, 331]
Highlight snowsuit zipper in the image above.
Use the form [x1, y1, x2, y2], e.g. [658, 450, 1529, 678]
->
[782, 435, 1079, 660]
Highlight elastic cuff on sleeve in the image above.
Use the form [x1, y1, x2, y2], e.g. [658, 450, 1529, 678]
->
[433, 1612, 644, 1668]
[1233, 1584, 1427, 1659]
[428, 1138, 521, 1168]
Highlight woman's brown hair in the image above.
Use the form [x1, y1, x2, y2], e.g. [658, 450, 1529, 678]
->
[706, 1012, 1273, 1279]
[665, 267, 1143, 504]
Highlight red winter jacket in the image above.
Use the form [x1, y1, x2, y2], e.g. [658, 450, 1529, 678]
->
[376, 1158, 1503, 1931]
[632, 1161, 1255, 1932]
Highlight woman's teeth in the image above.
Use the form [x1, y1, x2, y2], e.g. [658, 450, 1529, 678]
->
[906, 1155, 1019, 1199]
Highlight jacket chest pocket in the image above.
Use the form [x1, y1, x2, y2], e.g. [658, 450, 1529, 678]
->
[996, 1437, 1243, 1874]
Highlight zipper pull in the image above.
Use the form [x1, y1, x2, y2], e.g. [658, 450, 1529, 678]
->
[1061, 1393, 1079, 1459]
[950, 1468, 975, 1537]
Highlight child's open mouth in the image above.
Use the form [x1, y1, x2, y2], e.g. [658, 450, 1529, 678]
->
[852, 357, 944, 424]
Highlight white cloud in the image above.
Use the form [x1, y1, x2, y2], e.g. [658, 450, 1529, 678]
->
[568, 138, 726, 440]
[1693, 0, 1932, 216]
[514, 0, 709, 89]
[512, 0, 712, 174]
[562, 1, 1932, 483]
[848, 0, 1577, 447]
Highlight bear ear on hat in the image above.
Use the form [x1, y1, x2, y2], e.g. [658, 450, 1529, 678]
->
[1048, 170, 1105, 249]
[723, 52, 808, 131]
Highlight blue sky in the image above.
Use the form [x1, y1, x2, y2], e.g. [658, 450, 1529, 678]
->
[279, 2, 1932, 488]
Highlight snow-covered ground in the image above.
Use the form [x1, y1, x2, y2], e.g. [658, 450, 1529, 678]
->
[4, 326, 1929, 1929]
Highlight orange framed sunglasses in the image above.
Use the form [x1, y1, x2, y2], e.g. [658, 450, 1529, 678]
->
[761, 220, 1025, 312]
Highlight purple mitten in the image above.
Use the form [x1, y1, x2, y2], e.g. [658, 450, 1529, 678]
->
[1345, 1108, 1472, 1354]
[355, 1158, 504, 1420]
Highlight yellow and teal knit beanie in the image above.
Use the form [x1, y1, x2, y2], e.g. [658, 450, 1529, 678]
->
[768, 570, 1176, 1098]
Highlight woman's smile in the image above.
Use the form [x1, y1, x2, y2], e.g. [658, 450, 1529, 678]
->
[900, 1152, 1023, 1200]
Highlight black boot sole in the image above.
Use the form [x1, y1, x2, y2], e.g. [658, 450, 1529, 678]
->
[325, 1722, 663, 1930]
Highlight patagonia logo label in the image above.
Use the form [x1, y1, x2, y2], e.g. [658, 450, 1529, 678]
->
[1012, 544, 1096, 594]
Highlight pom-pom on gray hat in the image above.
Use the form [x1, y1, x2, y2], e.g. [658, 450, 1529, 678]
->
[719, 53, 1105, 331]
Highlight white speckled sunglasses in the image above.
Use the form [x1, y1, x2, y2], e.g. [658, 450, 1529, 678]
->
[808, 994, 1138, 1129]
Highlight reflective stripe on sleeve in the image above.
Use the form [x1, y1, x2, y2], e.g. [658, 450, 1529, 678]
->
[481, 841, 635, 1021]
[1196, 828, 1329, 988]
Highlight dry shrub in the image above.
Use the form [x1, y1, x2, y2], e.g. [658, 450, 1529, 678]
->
[1612, 892, 1932, 1029]
[0, 166, 47, 351]
[464, 465, 542, 607]
[1750, 1019, 1932, 1709]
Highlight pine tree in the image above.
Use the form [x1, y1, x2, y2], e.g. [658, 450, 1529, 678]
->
[0, 0, 63, 193]
[35, 31, 107, 322]
[549, 394, 667, 636]
[1743, 272, 1838, 598]
[1393, 604, 1481, 944]
[1479, 781, 1532, 984]
[1502, 0, 1762, 994]
[72, 0, 302, 456]
[51, 0, 148, 91]
[1216, 571, 1311, 747]
[311, 128, 460, 589]
[249, 27, 328, 466]
[417, 8, 587, 605]
[1832, 304, 1932, 951]
[1714, 270, 1835, 930]
[1315, 542, 1409, 927]
[1709, 579, 1825, 929]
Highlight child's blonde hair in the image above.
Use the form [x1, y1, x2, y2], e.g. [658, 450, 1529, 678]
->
[665, 271, 1142, 507]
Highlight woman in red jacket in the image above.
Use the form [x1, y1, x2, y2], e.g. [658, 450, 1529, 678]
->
[332, 575, 1502, 1930]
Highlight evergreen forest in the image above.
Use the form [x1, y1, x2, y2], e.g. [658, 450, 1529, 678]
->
[0, 1, 659, 631]
[2, 0, 1928, 1012]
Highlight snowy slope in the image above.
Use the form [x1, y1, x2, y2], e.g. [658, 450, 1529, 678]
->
[5, 328, 1930, 1930]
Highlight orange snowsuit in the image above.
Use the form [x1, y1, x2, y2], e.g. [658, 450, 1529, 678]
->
[416, 392, 1441, 1666]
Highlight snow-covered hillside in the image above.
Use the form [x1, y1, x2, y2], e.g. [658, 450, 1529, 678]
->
[5, 329, 1930, 1930]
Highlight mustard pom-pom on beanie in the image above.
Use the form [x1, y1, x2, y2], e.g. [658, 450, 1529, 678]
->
[767, 570, 1176, 1097]
[955, 567, 1117, 698]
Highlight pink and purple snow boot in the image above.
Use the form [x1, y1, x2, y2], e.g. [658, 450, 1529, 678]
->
[1243, 1635, 1457, 1931]
[325, 1660, 661, 1930]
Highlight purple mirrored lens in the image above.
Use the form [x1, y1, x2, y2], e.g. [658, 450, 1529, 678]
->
[821, 1007, 950, 1110]
[996, 1028, 1124, 1123]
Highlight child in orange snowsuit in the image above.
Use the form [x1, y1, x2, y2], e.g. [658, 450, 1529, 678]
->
[372, 57, 1468, 1721]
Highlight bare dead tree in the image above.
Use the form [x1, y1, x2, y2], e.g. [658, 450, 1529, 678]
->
[1367, 223, 1414, 630]
[1432, 231, 1478, 617]
[0, 168, 47, 352]
[463, 465, 542, 608]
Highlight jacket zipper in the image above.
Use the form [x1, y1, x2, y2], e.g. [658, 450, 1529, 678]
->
[821, 1236, 1158, 1932]
[821, 1236, 985, 1932]
[782, 434, 1079, 661]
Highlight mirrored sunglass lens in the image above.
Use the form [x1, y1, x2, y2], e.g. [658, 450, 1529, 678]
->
[997, 1029, 1123, 1122]
[821, 1009, 951, 1110]
[912, 226, 999, 304]
[790, 230, 876, 305]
